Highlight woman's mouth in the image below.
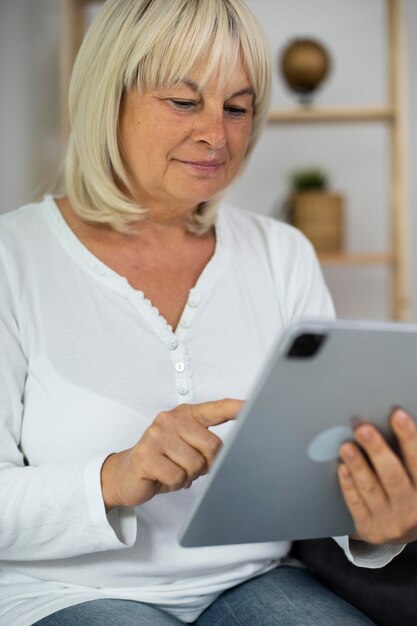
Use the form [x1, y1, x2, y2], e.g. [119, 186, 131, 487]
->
[175, 159, 224, 175]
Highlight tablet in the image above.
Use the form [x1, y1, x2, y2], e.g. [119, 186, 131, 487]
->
[179, 319, 417, 547]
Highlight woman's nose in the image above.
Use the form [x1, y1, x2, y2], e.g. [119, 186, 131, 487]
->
[192, 109, 227, 150]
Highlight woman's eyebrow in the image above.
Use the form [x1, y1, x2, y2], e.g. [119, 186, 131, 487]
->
[229, 87, 255, 98]
[181, 79, 255, 99]
[181, 79, 201, 93]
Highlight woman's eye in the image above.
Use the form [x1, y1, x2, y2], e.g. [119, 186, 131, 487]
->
[169, 99, 196, 110]
[225, 106, 248, 118]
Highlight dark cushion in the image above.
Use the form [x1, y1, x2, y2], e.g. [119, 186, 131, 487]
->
[291, 539, 417, 626]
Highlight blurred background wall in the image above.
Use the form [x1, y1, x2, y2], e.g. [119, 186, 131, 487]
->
[0, 0, 416, 320]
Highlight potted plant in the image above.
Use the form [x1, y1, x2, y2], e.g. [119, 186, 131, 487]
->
[289, 167, 344, 253]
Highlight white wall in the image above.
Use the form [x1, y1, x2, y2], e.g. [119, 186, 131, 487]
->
[0, 0, 61, 210]
[0, 0, 416, 320]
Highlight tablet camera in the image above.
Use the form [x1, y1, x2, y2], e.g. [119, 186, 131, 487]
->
[286, 332, 327, 359]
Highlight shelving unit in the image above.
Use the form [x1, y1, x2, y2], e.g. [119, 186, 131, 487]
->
[60, 0, 410, 319]
[267, 0, 410, 319]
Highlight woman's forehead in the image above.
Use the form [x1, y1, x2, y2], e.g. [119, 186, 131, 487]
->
[152, 50, 253, 96]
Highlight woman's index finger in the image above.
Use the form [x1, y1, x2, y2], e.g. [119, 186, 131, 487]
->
[187, 398, 244, 427]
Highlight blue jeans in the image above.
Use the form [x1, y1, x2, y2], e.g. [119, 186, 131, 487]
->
[33, 565, 375, 625]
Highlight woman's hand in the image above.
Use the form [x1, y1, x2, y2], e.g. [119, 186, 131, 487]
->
[338, 408, 417, 544]
[101, 398, 243, 512]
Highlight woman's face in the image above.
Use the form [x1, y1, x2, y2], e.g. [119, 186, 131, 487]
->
[119, 57, 254, 218]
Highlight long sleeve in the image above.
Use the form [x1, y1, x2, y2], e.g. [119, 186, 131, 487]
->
[0, 244, 136, 560]
[334, 535, 404, 568]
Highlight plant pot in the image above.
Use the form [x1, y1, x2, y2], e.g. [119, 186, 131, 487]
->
[291, 191, 344, 252]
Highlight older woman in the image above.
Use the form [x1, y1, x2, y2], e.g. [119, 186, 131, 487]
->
[1, 1, 417, 625]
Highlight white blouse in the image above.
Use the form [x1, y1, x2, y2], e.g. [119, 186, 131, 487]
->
[0, 196, 400, 626]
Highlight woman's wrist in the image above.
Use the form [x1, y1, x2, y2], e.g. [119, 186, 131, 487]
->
[101, 452, 124, 513]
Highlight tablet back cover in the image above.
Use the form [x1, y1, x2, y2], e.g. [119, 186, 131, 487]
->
[179, 320, 417, 547]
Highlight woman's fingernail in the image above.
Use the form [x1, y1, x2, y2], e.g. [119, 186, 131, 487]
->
[393, 409, 411, 428]
[340, 443, 357, 460]
[356, 425, 374, 443]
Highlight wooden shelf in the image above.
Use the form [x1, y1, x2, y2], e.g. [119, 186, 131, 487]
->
[318, 252, 394, 267]
[268, 106, 394, 124]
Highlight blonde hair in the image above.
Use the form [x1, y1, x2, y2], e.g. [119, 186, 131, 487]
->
[65, 0, 271, 234]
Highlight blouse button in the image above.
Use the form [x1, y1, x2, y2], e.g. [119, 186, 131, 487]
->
[178, 386, 189, 396]
[181, 319, 191, 328]
[169, 339, 179, 350]
[188, 295, 200, 308]
[175, 362, 185, 373]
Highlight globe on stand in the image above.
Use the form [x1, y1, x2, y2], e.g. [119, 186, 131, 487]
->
[279, 38, 331, 105]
